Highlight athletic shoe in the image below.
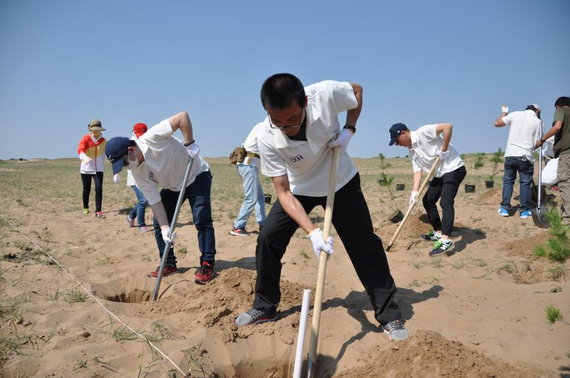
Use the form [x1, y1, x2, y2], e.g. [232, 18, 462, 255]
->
[195, 261, 215, 284]
[429, 239, 454, 256]
[520, 210, 532, 219]
[83, 208, 89, 214]
[148, 265, 178, 278]
[421, 230, 441, 241]
[95, 212, 106, 219]
[383, 320, 408, 340]
[498, 207, 509, 217]
[235, 308, 277, 326]
[138, 225, 150, 233]
[126, 215, 135, 227]
[230, 227, 250, 236]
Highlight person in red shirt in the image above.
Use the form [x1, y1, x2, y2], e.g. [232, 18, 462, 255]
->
[77, 119, 107, 218]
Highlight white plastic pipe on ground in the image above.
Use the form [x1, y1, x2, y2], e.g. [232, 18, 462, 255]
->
[293, 289, 311, 378]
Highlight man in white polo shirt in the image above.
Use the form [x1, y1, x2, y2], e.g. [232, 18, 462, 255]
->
[230, 123, 266, 236]
[389, 122, 466, 256]
[494, 104, 541, 219]
[105, 112, 216, 284]
[235, 73, 408, 341]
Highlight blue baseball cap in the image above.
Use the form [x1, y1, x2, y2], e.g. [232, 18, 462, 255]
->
[389, 123, 409, 146]
[105, 137, 131, 175]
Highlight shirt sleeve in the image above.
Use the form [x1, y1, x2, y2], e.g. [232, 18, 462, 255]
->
[417, 124, 438, 142]
[259, 138, 287, 177]
[554, 108, 565, 123]
[243, 124, 260, 154]
[77, 134, 88, 155]
[144, 119, 174, 147]
[133, 171, 161, 205]
[409, 152, 421, 173]
[326, 81, 358, 115]
[502, 113, 513, 126]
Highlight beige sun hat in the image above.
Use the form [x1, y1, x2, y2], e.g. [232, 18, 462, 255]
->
[88, 119, 106, 131]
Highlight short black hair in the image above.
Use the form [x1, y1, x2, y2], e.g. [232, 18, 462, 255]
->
[555, 96, 570, 108]
[260, 73, 306, 111]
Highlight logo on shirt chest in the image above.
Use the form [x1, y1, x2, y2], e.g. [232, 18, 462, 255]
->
[289, 154, 304, 163]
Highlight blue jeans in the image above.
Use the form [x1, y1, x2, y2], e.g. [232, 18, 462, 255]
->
[501, 156, 534, 212]
[153, 171, 216, 267]
[129, 186, 148, 227]
[234, 164, 266, 229]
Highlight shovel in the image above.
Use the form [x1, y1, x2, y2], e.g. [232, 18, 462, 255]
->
[531, 121, 550, 229]
[306, 146, 340, 378]
[386, 157, 440, 252]
[152, 156, 195, 300]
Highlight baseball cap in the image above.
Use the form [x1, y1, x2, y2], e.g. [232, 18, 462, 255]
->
[133, 123, 148, 138]
[389, 123, 409, 146]
[88, 119, 106, 131]
[105, 137, 131, 175]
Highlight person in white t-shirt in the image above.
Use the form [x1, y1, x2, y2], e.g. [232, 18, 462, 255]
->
[494, 104, 541, 219]
[230, 123, 267, 236]
[123, 123, 150, 233]
[389, 122, 466, 257]
[235, 74, 408, 340]
[105, 112, 216, 284]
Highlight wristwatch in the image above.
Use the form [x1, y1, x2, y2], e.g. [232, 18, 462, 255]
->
[183, 140, 195, 147]
[343, 125, 356, 134]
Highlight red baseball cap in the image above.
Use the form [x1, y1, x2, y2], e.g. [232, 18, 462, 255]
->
[133, 123, 148, 138]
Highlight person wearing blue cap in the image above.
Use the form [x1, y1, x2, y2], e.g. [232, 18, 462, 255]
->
[389, 122, 466, 256]
[105, 112, 216, 284]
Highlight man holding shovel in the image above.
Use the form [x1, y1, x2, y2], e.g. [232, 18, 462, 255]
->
[235, 74, 407, 340]
[536, 96, 570, 221]
[105, 112, 216, 284]
[389, 122, 466, 256]
[494, 104, 542, 219]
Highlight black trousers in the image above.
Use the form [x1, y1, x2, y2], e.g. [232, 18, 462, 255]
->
[81, 172, 103, 212]
[422, 166, 467, 237]
[253, 173, 401, 326]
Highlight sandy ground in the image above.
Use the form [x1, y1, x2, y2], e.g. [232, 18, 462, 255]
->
[0, 156, 569, 377]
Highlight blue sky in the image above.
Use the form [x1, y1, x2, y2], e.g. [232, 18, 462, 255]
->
[1, 0, 569, 160]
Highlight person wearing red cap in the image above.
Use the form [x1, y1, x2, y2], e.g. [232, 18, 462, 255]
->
[77, 119, 107, 218]
[124, 123, 150, 232]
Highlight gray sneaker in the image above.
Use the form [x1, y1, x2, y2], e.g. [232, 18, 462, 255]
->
[383, 320, 408, 340]
[235, 308, 276, 326]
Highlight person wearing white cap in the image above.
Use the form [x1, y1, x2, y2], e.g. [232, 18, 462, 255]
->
[494, 104, 541, 219]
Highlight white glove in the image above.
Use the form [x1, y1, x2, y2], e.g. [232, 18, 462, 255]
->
[308, 228, 334, 259]
[79, 153, 92, 164]
[328, 129, 353, 151]
[113, 174, 120, 183]
[409, 191, 419, 205]
[161, 228, 177, 244]
[502, 105, 509, 113]
[185, 143, 200, 159]
[438, 150, 449, 161]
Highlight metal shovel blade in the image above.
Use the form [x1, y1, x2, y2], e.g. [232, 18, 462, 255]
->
[531, 207, 550, 229]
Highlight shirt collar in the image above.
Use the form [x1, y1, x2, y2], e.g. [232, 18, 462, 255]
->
[271, 106, 320, 153]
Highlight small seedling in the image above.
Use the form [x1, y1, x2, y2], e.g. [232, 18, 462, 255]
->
[545, 305, 563, 324]
[473, 153, 485, 170]
[430, 257, 444, 269]
[178, 245, 188, 256]
[63, 287, 88, 303]
[111, 326, 137, 342]
[548, 266, 567, 282]
[407, 279, 421, 288]
[452, 261, 465, 270]
[95, 253, 111, 266]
